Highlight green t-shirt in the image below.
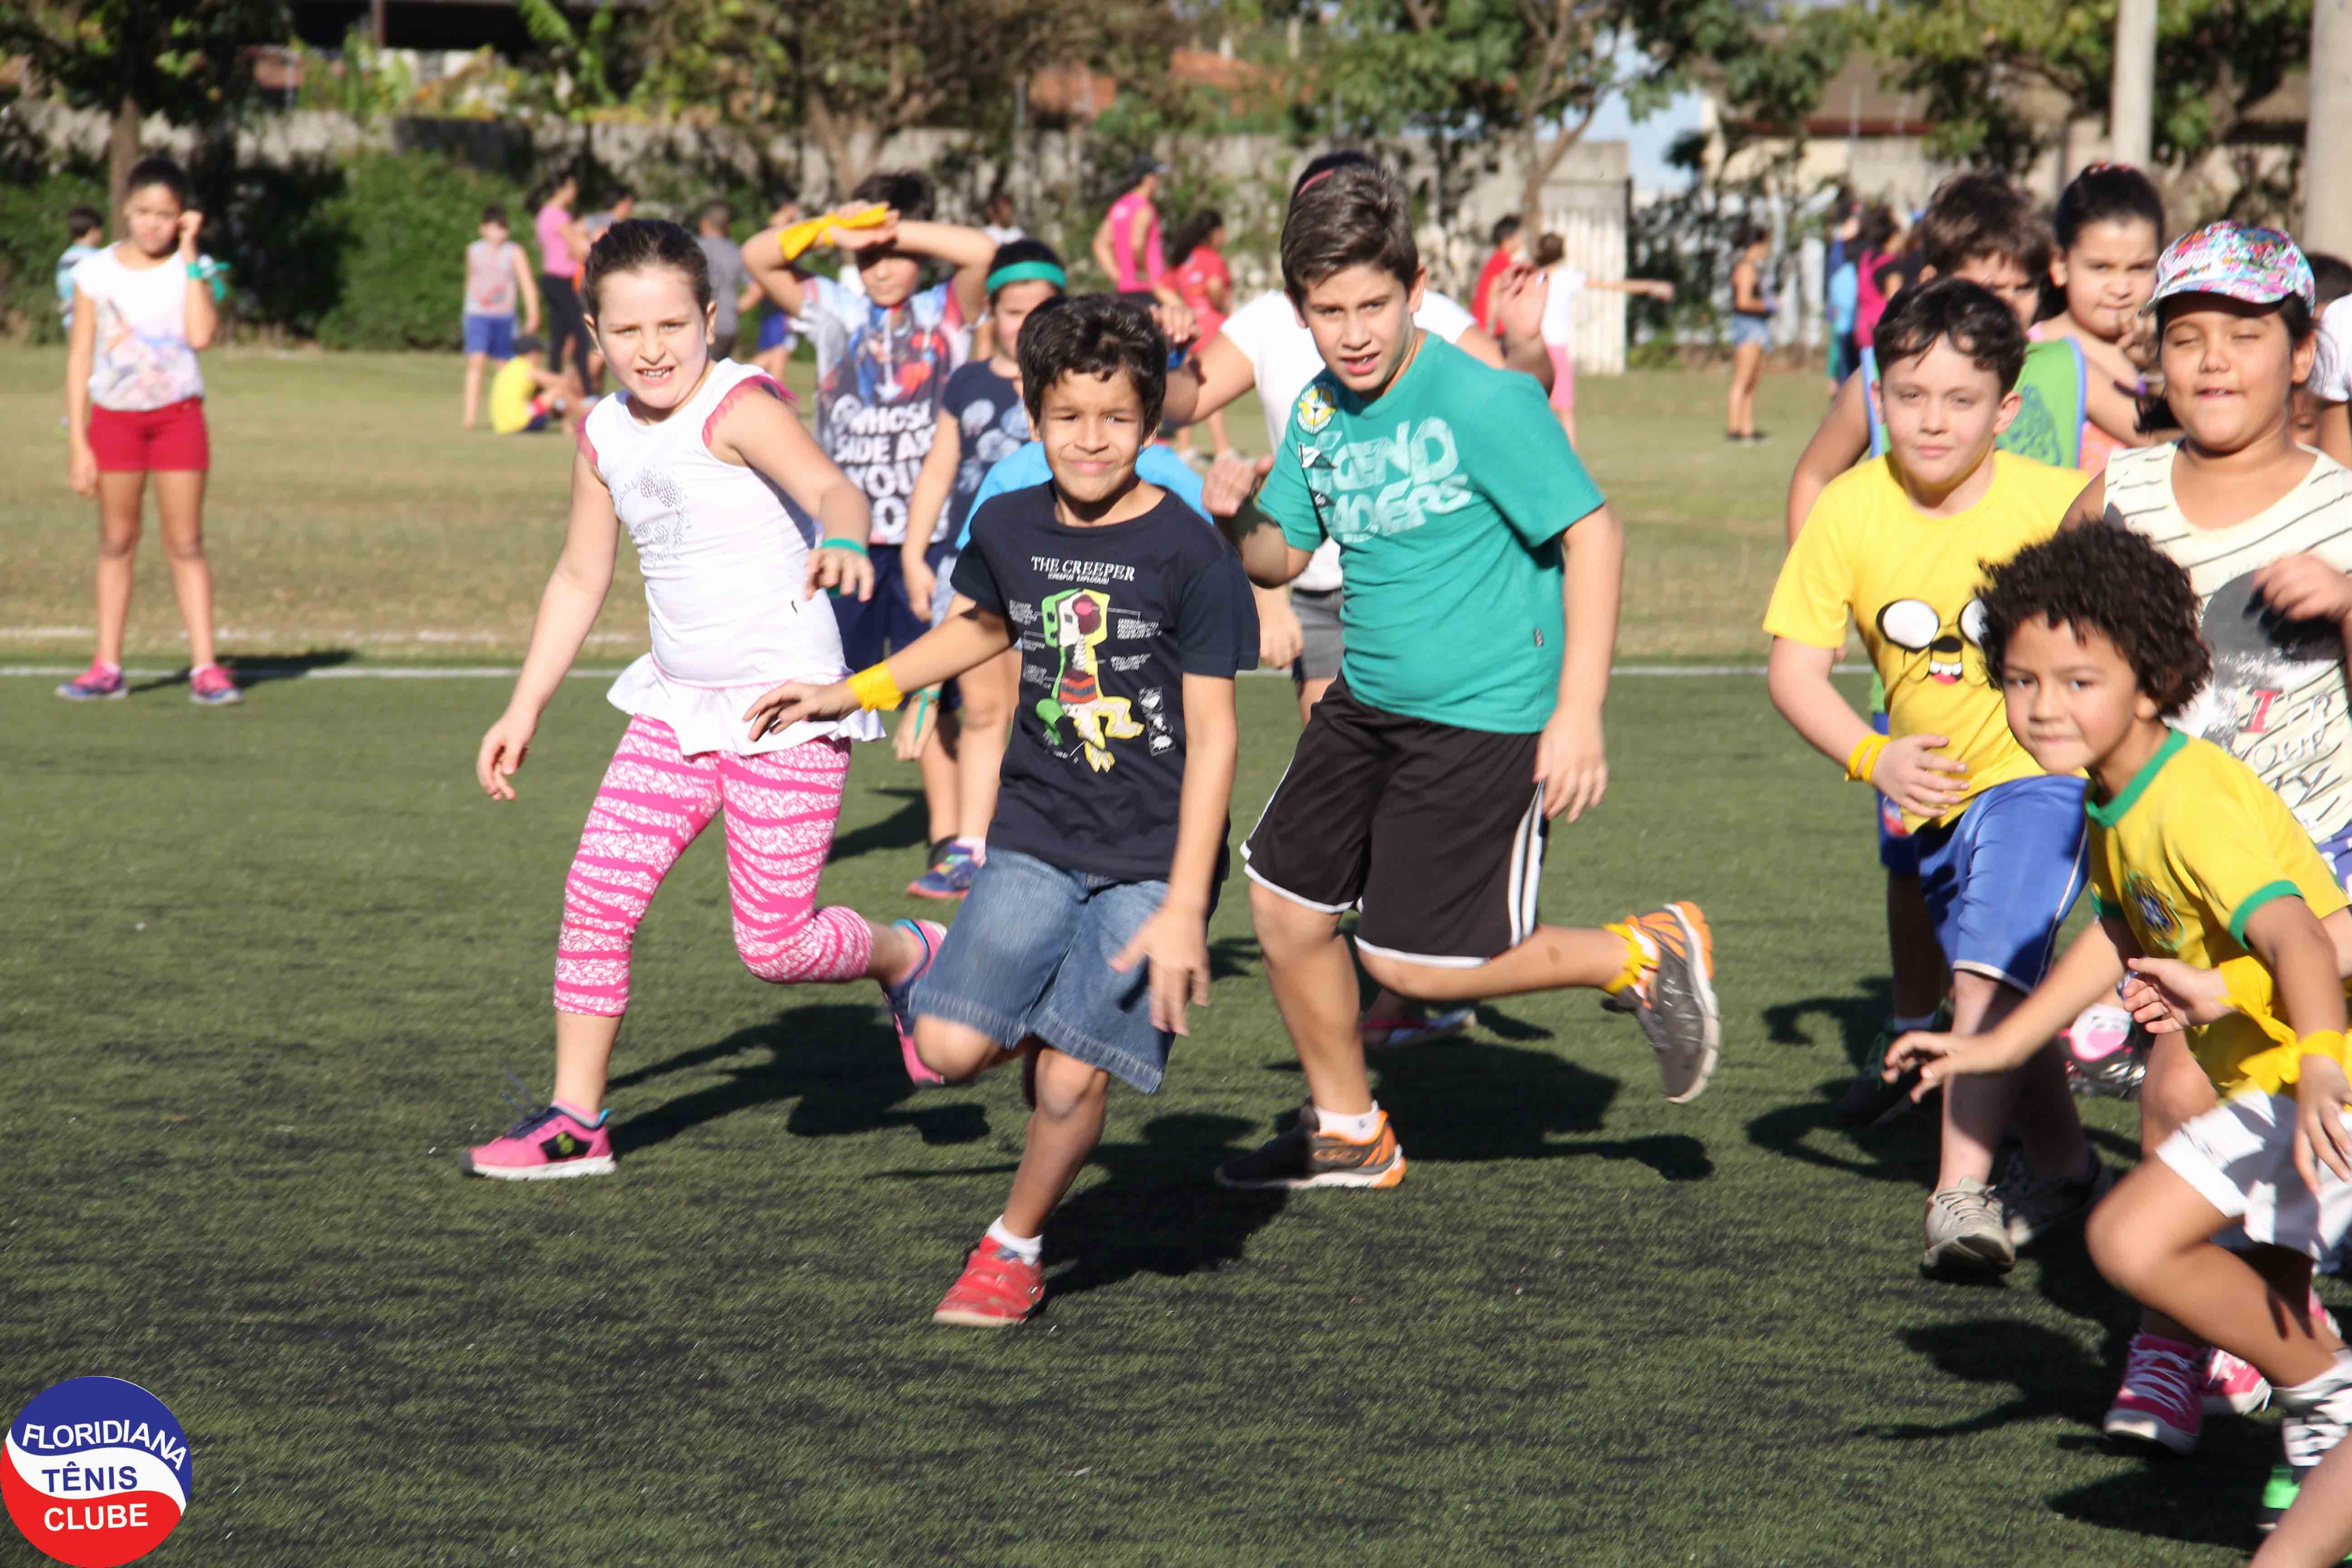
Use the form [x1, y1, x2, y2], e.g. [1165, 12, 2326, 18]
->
[1254, 333, 1606, 733]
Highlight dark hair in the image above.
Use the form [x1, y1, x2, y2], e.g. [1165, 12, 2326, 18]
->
[1281, 161, 1418, 303]
[1917, 172, 2052, 278]
[122, 156, 191, 208]
[1490, 214, 1522, 246]
[2313, 253, 2352, 310]
[2054, 162, 2165, 251]
[699, 200, 732, 230]
[1292, 149, 1377, 203]
[987, 237, 1065, 298]
[1856, 205, 1899, 257]
[1016, 294, 1167, 431]
[514, 332, 546, 356]
[2154, 289, 2315, 344]
[1977, 524, 2210, 719]
[581, 218, 713, 316]
[1732, 221, 1768, 250]
[1873, 277, 2029, 391]
[480, 203, 509, 227]
[849, 168, 935, 223]
[66, 205, 103, 239]
[1166, 208, 1225, 267]
[1532, 233, 1565, 268]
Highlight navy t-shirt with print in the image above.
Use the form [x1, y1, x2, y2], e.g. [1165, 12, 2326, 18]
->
[940, 360, 1031, 543]
[954, 483, 1259, 882]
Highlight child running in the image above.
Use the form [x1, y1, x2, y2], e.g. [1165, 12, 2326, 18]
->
[895, 239, 1065, 900]
[1765, 278, 2102, 1274]
[1203, 160, 1719, 1193]
[2060, 224, 2352, 1465]
[57, 156, 235, 707]
[1886, 523, 2352, 1544]
[461, 203, 541, 431]
[742, 295, 1257, 1325]
[461, 219, 943, 1181]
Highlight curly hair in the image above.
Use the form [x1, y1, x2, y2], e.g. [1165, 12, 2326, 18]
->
[1976, 524, 2210, 718]
[1016, 294, 1168, 431]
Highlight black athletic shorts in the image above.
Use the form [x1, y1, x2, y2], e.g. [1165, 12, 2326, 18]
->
[1242, 676, 1546, 966]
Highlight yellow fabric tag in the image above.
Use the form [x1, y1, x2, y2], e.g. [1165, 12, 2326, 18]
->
[776, 205, 892, 264]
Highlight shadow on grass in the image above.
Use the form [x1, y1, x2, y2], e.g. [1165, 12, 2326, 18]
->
[1763, 974, 1896, 1071]
[1044, 1112, 1288, 1300]
[1868, 1318, 2117, 1439]
[607, 1004, 988, 1156]
[125, 647, 358, 694]
[827, 787, 931, 864]
[2044, 1416, 2274, 1553]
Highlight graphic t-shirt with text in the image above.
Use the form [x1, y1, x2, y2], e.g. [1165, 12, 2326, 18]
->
[954, 484, 1259, 881]
[938, 360, 1030, 544]
[806, 275, 971, 545]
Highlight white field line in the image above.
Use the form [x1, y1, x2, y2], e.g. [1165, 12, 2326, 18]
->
[3, 663, 1868, 681]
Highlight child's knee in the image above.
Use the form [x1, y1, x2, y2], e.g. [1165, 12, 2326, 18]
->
[1250, 882, 1339, 956]
[1030, 1052, 1109, 1120]
[97, 519, 142, 557]
[913, 1017, 997, 1082]
[159, 528, 207, 564]
[2084, 1193, 2151, 1290]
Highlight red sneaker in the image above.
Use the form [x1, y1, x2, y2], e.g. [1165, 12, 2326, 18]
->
[931, 1240, 1044, 1328]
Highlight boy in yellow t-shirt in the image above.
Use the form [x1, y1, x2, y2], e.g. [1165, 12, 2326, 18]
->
[1887, 524, 2352, 1548]
[488, 333, 582, 437]
[1764, 277, 2098, 1277]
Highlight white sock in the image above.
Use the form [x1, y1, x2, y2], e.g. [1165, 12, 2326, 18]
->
[1313, 1102, 1384, 1141]
[1890, 1013, 1940, 1034]
[985, 1215, 1042, 1263]
[2279, 1350, 2352, 1406]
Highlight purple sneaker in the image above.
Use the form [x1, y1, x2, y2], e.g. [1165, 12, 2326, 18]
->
[55, 662, 126, 702]
[908, 843, 980, 900]
[189, 663, 241, 706]
[461, 1102, 615, 1181]
[886, 918, 949, 1087]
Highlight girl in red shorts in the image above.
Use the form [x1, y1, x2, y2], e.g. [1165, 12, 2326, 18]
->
[59, 155, 235, 705]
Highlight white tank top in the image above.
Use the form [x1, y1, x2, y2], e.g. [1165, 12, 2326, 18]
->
[2104, 441, 2352, 848]
[582, 358, 882, 756]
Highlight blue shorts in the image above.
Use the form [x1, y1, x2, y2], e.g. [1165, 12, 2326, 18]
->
[910, 847, 1188, 1093]
[757, 311, 793, 353]
[463, 313, 516, 358]
[1730, 313, 1773, 351]
[1912, 774, 2088, 993]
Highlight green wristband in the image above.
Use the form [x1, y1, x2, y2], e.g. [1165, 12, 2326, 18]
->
[817, 536, 870, 556]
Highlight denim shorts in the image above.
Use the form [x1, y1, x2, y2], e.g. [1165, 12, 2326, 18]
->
[463, 312, 516, 358]
[1911, 774, 2088, 993]
[911, 846, 1186, 1092]
[1729, 313, 1772, 351]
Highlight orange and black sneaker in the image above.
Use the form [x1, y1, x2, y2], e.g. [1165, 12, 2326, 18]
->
[1213, 1102, 1406, 1190]
[1602, 902, 1720, 1104]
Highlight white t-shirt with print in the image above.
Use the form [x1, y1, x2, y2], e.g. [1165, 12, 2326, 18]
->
[2318, 295, 2352, 405]
[1215, 287, 1479, 592]
[74, 246, 202, 412]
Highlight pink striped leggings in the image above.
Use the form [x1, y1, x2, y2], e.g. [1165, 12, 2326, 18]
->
[554, 716, 875, 1016]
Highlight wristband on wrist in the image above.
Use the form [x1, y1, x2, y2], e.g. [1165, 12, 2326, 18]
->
[1844, 734, 1889, 784]
[2298, 1029, 2349, 1068]
[847, 662, 903, 712]
[818, 536, 870, 557]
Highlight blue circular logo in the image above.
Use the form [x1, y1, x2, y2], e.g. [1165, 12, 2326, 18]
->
[3, 1378, 191, 1566]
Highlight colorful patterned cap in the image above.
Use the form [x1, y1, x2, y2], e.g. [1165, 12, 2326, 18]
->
[2148, 221, 2315, 313]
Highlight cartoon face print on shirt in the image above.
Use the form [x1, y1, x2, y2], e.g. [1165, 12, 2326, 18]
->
[1036, 588, 1145, 773]
[1876, 595, 1988, 686]
[2178, 572, 2352, 844]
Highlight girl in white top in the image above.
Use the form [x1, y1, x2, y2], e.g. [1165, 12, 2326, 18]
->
[57, 156, 235, 706]
[463, 219, 947, 1182]
[1528, 231, 1673, 450]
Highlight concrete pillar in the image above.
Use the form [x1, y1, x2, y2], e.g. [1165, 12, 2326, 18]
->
[2110, 0, 2158, 168]
[2309, 0, 2352, 256]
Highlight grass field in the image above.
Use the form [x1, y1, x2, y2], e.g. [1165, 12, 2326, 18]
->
[2, 351, 2302, 1566]
[1, 341, 1827, 664]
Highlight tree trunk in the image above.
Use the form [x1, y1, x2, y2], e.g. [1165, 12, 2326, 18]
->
[806, 91, 883, 198]
[109, 91, 142, 234]
[2307, 0, 2352, 255]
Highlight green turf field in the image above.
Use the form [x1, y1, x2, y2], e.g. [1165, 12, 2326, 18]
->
[1, 342, 1826, 664]
[2, 664, 2302, 1567]
[4, 347, 2290, 1565]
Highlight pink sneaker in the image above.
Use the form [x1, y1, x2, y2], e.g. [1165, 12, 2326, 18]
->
[2105, 1333, 2203, 1452]
[931, 1240, 1044, 1328]
[460, 1103, 615, 1180]
[2205, 1348, 2272, 1416]
[54, 662, 126, 701]
[188, 663, 240, 706]
[885, 918, 949, 1087]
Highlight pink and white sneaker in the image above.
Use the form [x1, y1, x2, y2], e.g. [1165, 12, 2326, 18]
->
[460, 1103, 615, 1181]
[54, 662, 126, 702]
[885, 918, 949, 1087]
[2105, 1333, 2204, 1453]
[2204, 1348, 2272, 1416]
[188, 663, 240, 706]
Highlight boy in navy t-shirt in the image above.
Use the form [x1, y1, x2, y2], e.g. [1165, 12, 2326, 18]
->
[745, 295, 1257, 1328]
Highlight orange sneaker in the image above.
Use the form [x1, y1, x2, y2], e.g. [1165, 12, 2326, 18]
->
[931, 1240, 1045, 1328]
[1212, 1102, 1407, 1190]
[1602, 902, 1720, 1103]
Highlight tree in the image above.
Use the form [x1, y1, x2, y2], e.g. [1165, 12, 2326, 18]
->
[638, 0, 1185, 194]
[1314, 0, 1788, 228]
[0, 0, 289, 215]
[1870, 0, 2312, 179]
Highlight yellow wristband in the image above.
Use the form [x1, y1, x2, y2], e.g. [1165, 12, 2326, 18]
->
[847, 663, 904, 712]
[1845, 734, 1889, 784]
[2298, 1029, 2349, 1068]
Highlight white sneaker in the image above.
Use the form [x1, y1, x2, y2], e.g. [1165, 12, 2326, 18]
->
[1923, 1178, 2014, 1274]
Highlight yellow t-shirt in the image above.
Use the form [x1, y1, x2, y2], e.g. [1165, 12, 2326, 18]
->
[489, 357, 540, 435]
[1764, 451, 2086, 830]
[2087, 729, 2352, 1094]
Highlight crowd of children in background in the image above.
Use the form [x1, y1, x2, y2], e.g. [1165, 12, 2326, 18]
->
[57, 128, 2352, 1563]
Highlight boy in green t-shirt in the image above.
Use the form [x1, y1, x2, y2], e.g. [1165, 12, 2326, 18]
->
[1202, 162, 1720, 1191]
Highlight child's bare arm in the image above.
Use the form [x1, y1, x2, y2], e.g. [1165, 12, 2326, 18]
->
[1110, 672, 1238, 1035]
[741, 228, 812, 319]
[901, 412, 962, 612]
[1201, 456, 1313, 587]
[480, 449, 621, 799]
[2244, 897, 2352, 1186]
[2059, 470, 2108, 529]
[890, 220, 997, 324]
[64, 288, 98, 494]
[708, 384, 876, 598]
[1888, 919, 2131, 1090]
[1544, 502, 1619, 822]
[2084, 365, 2151, 448]
[514, 250, 542, 332]
[1786, 375, 1868, 542]
[744, 605, 1014, 740]
[2321, 402, 2352, 468]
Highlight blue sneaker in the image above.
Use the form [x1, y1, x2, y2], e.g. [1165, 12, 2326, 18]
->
[908, 843, 980, 900]
[55, 662, 126, 701]
[885, 918, 949, 1086]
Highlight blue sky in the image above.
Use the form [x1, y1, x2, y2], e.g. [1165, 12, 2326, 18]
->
[1588, 84, 1710, 191]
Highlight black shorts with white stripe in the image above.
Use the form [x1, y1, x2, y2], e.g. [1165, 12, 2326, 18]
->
[1241, 676, 1546, 968]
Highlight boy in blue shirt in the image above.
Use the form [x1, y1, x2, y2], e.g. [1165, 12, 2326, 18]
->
[1204, 161, 1720, 1190]
[55, 206, 103, 332]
